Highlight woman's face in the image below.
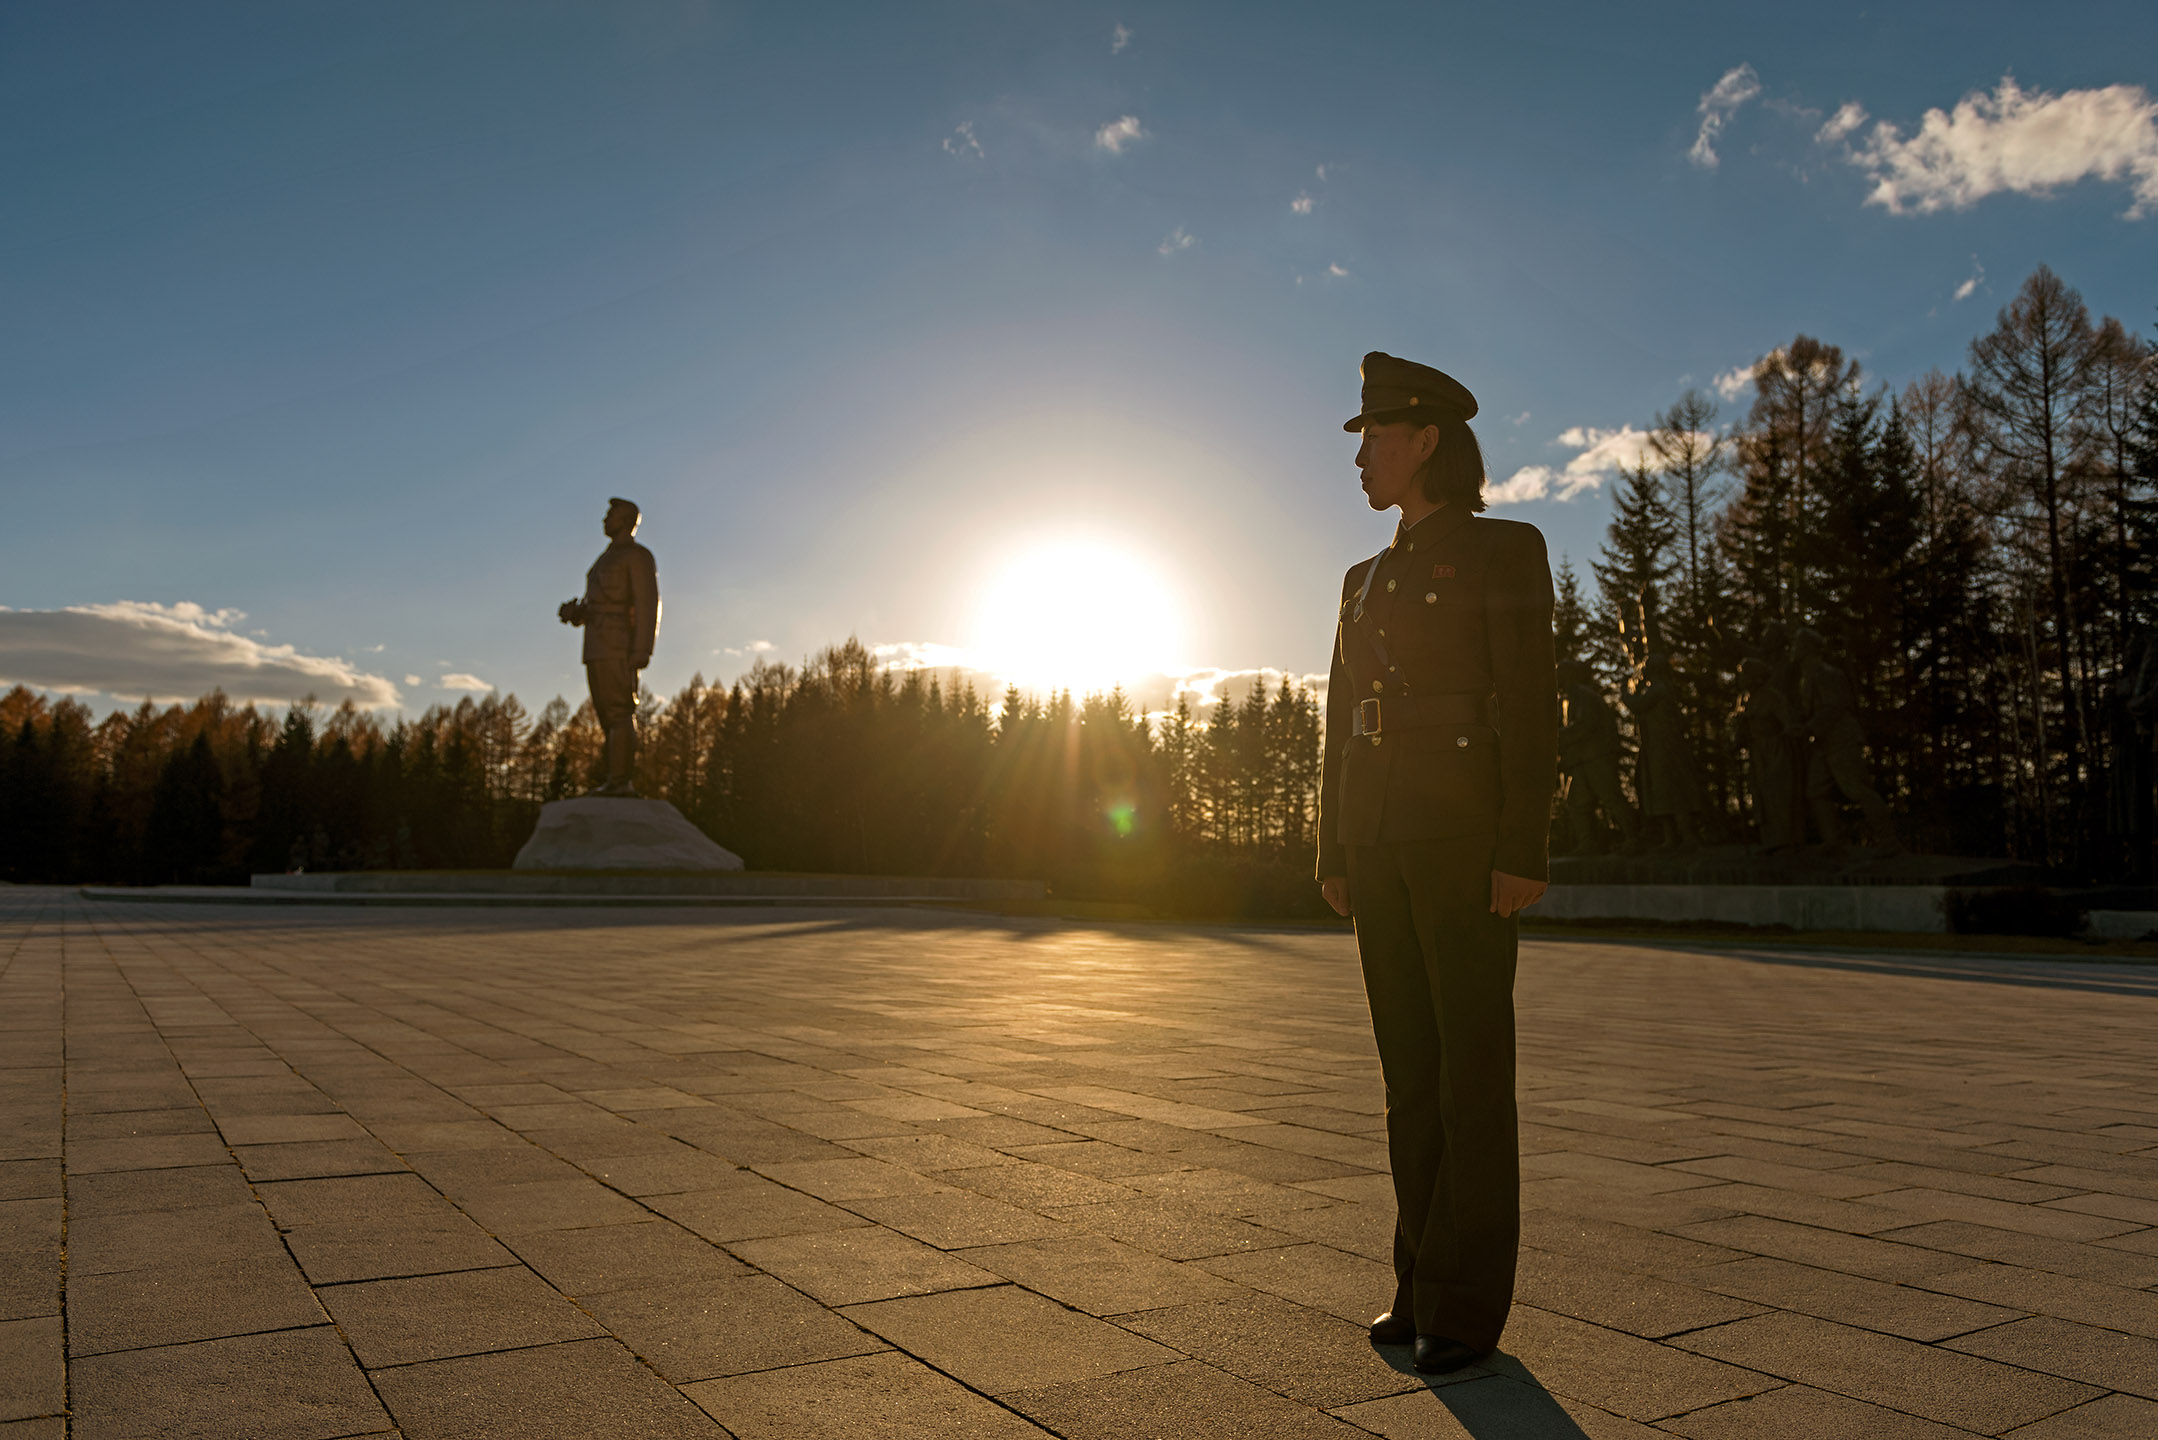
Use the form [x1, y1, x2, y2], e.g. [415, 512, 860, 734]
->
[1355, 420, 1436, 512]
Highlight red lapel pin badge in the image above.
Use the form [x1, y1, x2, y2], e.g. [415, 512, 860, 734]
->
[1431, 564, 1456, 579]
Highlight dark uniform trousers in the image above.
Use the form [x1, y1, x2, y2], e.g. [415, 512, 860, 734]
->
[1349, 836, 1520, 1349]
[1317, 503, 1554, 1354]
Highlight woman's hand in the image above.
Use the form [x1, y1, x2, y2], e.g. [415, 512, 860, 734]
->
[1320, 876, 1351, 917]
[1490, 870, 1546, 917]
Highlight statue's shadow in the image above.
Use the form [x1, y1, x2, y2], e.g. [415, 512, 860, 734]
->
[1372, 1343, 1595, 1438]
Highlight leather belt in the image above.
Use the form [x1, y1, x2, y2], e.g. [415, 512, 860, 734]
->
[1351, 691, 1496, 737]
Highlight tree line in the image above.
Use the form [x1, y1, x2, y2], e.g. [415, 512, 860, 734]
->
[5, 261, 2150, 898]
[0, 640, 1328, 915]
[1568, 264, 2155, 873]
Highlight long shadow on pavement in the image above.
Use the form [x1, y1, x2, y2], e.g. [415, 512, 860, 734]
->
[1554, 935, 2158, 999]
[1374, 1345, 1594, 1438]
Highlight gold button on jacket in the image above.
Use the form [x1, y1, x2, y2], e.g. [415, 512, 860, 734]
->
[1317, 505, 1557, 882]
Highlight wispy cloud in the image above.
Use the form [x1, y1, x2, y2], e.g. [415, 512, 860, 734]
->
[1690, 63, 1762, 169]
[1816, 101, 1868, 146]
[439, 672, 493, 693]
[1488, 426, 1661, 506]
[1315, 163, 1327, 181]
[1713, 363, 1755, 401]
[0, 602, 400, 707]
[1111, 22, 1131, 53]
[1952, 256, 1985, 302]
[1095, 115, 1146, 154]
[1291, 191, 1314, 215]
[1326, 262, 1349, 278]
[1835, 77, 2158, 218]
[1159, 226, 1196, 255]
[1508, 411, 1532, 426]
[942, 120, 983, 160]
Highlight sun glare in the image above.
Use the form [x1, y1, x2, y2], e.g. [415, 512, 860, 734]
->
[969, 537, 1187, 695]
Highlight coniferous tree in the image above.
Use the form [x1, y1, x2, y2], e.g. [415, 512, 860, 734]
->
[1592, 458, 1677, 667]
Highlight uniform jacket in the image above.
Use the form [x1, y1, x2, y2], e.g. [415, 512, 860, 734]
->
[580, 539, 661, 667]
[1317, 505, 1557, 882]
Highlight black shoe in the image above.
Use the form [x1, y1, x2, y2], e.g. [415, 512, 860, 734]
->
[1369, 1311, 1415, 1345]
[1413, 1334, 1481, 1374]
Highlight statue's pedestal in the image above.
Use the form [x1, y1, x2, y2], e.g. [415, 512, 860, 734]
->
[513, 797, 744, 872]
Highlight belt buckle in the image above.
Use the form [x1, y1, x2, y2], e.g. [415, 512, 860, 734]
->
[1357, 696, 1381, 736]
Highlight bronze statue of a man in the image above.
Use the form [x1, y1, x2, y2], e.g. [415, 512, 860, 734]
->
[558, 498, 660, 797]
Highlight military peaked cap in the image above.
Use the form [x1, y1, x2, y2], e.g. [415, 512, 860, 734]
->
[1342, 352, 1478, 432]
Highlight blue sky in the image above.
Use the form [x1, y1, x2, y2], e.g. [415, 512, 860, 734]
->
[3, 0, 2154, 713]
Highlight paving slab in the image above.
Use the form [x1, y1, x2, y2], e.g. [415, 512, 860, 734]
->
[1671, 1309, 2100, 1432]
[842, 1285, 1176, 1393]
[505, 1218, 750, 1295]
[317, 1264, 608, 1367]
[683, 1350, 1051, 1438]
[1654, 1382, 1978, 1440]
[2004, 1393, 2158, 1438]
[22, 892, 2158, 1433]
[960, 1232, 1241, 1314]
[369, 1337, 720, 1439]
[68, 1326, 389, 1440]
[584, 1273, 884, 1381]
[1006, 1356, 1370, 1438]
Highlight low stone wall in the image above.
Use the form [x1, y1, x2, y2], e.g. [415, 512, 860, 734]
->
[251, 872, 1046, 900]
[1530, 883, 1950, 933]
[2082, 909, 2158, 941]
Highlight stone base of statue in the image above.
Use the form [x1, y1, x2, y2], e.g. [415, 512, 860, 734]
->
[512, 797, 744, 872]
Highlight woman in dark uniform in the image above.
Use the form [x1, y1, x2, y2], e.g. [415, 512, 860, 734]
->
[1316, 352, 1556, 1374]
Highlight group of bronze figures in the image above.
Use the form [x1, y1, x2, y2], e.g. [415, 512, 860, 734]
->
[1557, 620, 1898, 856]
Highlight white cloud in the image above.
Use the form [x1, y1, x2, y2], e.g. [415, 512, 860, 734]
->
[1509, 410, 1532, 426]
[1817, 101, 1868, 145]
[1953, 256, 1985, 302]
[1713, 364, 1755, 401]
[1840, 77, 2158, 218]
[1315, 163, 1327, 181]
[872, 641, 976, 671]
[1488, 425, 1662, 507]
[1159, 226, 1196, 255]
[439, 672, 493, 693]
[1690, 63, 1762, 169]
[1111, 22, 1131, 53]
[942, 120, 983, 160]
[1095, 115, 1146, 154]
[1326, 262, 1349, 277]
[0, 602, 400, 708]
[1486, 466, 1560, 506]
[1559, 425, 1659, 472]
[404, 673, 423, 687]
[1291, 191, 1314, 214]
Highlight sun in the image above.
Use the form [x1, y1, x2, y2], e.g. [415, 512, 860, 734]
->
[969, 536, 1187, 695]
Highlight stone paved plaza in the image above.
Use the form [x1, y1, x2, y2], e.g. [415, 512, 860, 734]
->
[6, 889, 2158, 1439]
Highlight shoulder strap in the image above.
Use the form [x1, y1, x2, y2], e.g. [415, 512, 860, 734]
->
[1349, 549, 1387, 624]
